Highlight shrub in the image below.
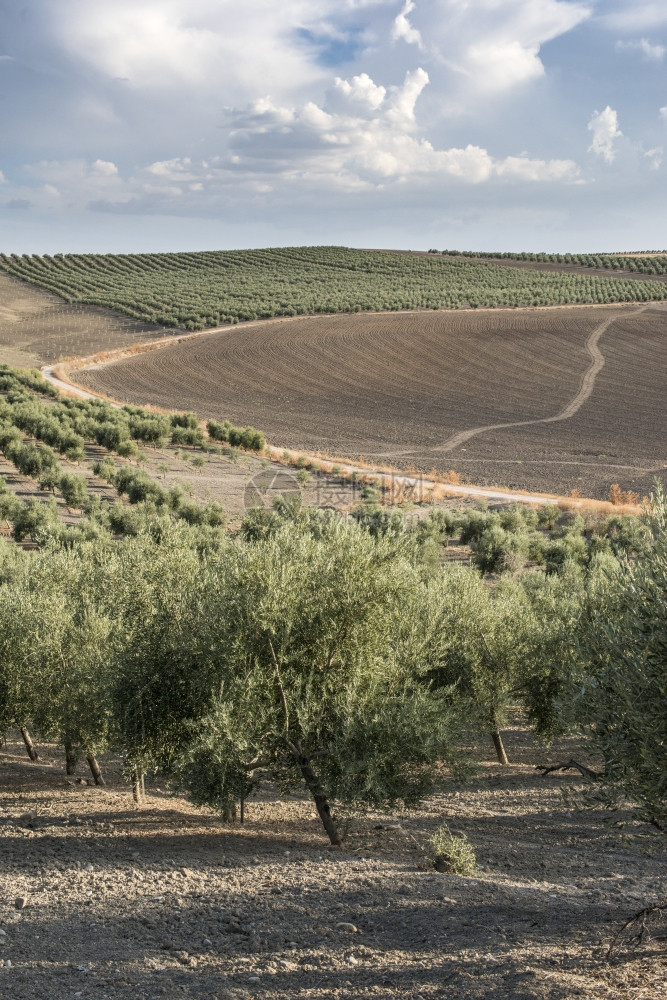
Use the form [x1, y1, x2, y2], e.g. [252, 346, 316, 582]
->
[92, 458, 117, 483]
[171, 412, 199, 429]
[171, 426, 206, 448]
[429, 824, 477, 875]
[206, 419, 232, 443]
[116, 440, 139, 459]
[471, 525, 528, 574]
[459, 510, 497, 544]
[59, 473, 90, 509]
[609, 483, 639, 506]
[537, 504, 561, 529]
[12, 498, 60, 543]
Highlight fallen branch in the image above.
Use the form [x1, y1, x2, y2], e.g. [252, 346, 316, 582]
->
[536, 759, 600, 780]
[607, 898, 667, 960]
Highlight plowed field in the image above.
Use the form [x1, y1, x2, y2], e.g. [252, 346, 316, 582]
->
[0, 271, 184, 366]
[75, 304, 667, 500]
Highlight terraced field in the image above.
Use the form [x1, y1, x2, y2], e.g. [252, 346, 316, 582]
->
[75, 303, 667, 500]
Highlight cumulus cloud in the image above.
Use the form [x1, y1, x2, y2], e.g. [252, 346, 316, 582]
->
[588, 106, 622, 163]
[660, 105, 667, 122]
[333, 73, 386, 111]
[616, 38, 666, 61]
[49, 0, 337, 99]
[386, 67, 430, 123]
[392, 0, 423, 48]
[225, 69, 580, 188]
[423, 0, 591, 96]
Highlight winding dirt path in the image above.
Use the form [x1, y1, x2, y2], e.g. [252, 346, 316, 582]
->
[434, 308, 643, 455]
[41, 306, 649, 509]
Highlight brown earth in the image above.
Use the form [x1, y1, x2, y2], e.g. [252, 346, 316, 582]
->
[1, 721, 664, 1000]
[75, 305, 667, 501]
[0, 271, 185, 366]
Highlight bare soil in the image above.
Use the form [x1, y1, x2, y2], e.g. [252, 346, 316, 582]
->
[75, 305, 667, 501]
[1, 722, 664, 1000]
[0, 272, 184, 366]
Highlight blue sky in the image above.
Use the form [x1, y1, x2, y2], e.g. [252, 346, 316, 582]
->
[1, 0, 666, 253]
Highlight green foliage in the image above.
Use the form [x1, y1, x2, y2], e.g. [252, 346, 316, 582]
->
[471, 524, 529, 574]
[59, 472, 90, 509]
[171, 426, 206, 448]
[416, 567, 533, 740]
[0, 546, 114, 757]
[429, 824, 477, 875]
[569, 490, 667, 828]
[1, 248, 664, 329]
[0, 364, 58, 398]
[11, 497, 61, 543]
[111, 521, 468, 841]
[537, 504, 561, 529]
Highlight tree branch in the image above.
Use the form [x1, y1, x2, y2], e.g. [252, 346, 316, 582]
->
[536, 759, 600, 780]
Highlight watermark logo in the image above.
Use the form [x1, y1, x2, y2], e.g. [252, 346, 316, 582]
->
[243, 468, 302, 511]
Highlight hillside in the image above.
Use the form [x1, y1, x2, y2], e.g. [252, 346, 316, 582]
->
[2, 248, 666, 331]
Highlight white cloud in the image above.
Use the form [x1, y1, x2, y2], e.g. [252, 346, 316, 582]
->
[392, 0, 423, 48]
[386, 67, 429, 123]
[495, 156, 582, 182]
[92, 159, 118, 176]
[50, 0, 332, 99]
[660, 105, 667, 122]
[0, 171, 7, 183]
[225, 69, 580, 188]
[422, 0, 591, 96]
[604, 3, 667, 31]
[644, 147, 663, 169]
[0, 55, 15, 62]
[588, 106, 622, 163]
[616, 38, 666, 61]
[334, 73, 386, 111]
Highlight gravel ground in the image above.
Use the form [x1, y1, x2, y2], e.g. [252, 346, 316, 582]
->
[1, 723, 665, 1000]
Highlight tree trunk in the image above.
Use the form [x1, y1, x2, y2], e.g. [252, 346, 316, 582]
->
[86, 755, 105, 786]
[65, 741, 77, 775]
[491, 729, 509, 765]
[131, 767, 143, 806]
[20, 727, 38, 762]
[240, 798, 245, 825]
[295, 747, 341, 846]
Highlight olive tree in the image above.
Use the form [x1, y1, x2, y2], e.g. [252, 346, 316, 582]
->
[113, 520, 468, 843]
[568, 490, 667, 829]
[414, 566, 536, 764]
[0, 545, 114, 783]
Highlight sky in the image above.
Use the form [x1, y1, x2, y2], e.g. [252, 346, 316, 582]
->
[1, 0, 666, 254]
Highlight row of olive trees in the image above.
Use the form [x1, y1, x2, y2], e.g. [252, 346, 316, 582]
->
[0, 494, 664, 839]
[2, 248, 664, 330]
